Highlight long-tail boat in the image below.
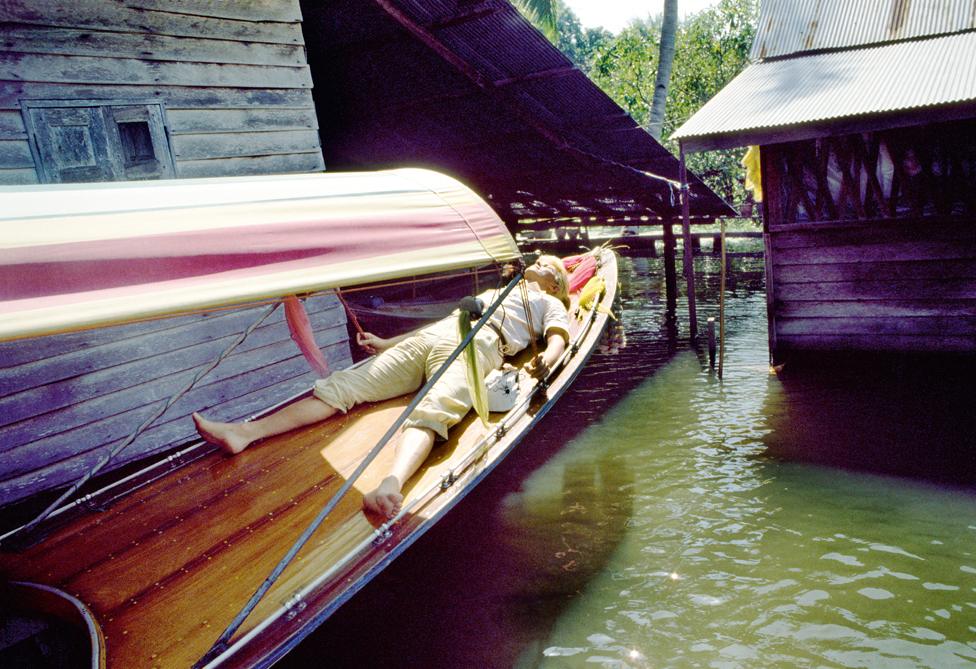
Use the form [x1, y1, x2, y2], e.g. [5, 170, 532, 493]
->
[0, 169, 618, 668]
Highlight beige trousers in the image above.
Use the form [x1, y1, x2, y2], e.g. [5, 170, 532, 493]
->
[313, 320, 503, 440]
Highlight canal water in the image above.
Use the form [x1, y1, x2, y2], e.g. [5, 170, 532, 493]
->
[281, 254, 976, 668]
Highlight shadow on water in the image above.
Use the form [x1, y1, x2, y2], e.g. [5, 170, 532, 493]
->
[763, 353, 976, 486]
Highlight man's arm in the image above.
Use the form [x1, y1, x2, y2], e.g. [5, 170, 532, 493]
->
[356, 331, 412, 355]
[526, 331, 567, 379]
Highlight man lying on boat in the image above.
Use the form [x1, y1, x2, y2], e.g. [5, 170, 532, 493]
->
[192, 256, 571, 518]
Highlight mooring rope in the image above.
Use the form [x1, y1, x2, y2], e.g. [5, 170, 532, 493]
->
[2, 302, 281, 549]
[194, 272, 525, 669]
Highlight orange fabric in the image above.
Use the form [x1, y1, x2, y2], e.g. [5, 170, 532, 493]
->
[284, 296, 330, 378]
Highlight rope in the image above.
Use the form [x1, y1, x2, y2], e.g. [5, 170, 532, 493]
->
[2, 302, 281, 549]
[194, 273, 525, 669]
[334, 288, 365, 337]
[518, 275, 539, 358]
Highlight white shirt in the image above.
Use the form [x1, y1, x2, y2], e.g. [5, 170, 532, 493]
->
[479, 286, 569, 356]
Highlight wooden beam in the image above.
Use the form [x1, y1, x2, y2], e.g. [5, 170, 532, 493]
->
[679, 146, 698, 338]
[678, 102, 976, 153]
[663, 217, 678, 315]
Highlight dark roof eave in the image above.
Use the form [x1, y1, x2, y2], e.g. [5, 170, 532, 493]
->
[680, 99, 976, 153]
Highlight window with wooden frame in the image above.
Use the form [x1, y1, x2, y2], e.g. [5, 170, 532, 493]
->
[22, 100, 176, 183]
[765, 119, 976, 224]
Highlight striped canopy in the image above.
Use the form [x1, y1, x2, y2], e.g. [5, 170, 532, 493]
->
[0, 169, 520, 342]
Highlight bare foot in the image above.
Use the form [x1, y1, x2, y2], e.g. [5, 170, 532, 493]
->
[192, 412, 253, 455]
[363, 476, 403, 518]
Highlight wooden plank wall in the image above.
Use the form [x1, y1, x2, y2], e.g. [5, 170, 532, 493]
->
[0, 0, 324, 183]
[0, 295, 353, 507]
[769, 219, 976, 354]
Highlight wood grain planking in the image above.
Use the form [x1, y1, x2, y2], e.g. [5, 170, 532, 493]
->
[0, 338, 348, 470]
[0, 298, 342, 394]
[775, 278, 976, 301]
[0, 329, 349, 459]
[1, 26, 307, 66]
[171, 129, 321, 160]
[0, 1, 304, 44]
[777, 316, 976, 336]
[0, 295, 338, 368]
[2, 53, 312, 88]
[64, 451, 341, 612]
[176, 151, 324, 178]
[772, 239, 976, 266]
[0, 82, 315, 111]
[166, 107, 318, 133]
[102, 489, 366, 668]
[777, 333, 976, 352]
[0, 319, 346, 430]
[0, 109, 27, 135]
[771, 220, 976, 249]
[0, 167, 38, 184]
[122, 0, 302, 23]
[0, 138, 34, 168]
[773, 258, 976, 284]
[0, 372, 323, 506]
[777, 299, 976, 319]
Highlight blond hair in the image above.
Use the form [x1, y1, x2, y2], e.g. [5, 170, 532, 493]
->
[536, 254, 570, 309]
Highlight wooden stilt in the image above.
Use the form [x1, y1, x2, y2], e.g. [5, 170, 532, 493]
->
[679, 146, 698, 338]
[663, 218, 677, 315]
[707, 317, 716, 368]
[719, 217, 726, 380]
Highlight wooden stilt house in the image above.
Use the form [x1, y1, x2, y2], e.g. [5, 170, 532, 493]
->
[673, 0, 976, 361]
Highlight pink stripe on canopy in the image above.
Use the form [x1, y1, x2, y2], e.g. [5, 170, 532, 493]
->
[0, 169, 520, 341]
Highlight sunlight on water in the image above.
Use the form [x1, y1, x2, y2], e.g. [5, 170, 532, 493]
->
[499, 268, 976, 668]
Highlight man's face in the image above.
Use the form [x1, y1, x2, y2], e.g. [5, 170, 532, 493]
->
[525, 259, 560, 296]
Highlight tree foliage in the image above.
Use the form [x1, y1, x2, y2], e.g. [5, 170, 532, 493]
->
[548, 0, 759, 207]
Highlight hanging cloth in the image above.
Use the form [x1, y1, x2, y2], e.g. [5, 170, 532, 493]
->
[284, 296, 330, 378]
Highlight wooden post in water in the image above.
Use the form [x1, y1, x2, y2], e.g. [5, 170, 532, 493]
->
[679, 146, 698, 338]
[663, 217, 678, 315]
[718, 217, 727, 380]
[707, 317, 716, 368]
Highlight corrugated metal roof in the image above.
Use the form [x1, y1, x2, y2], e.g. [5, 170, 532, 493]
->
[673, 30, 976, 148]
[308, 0, 735, 219]
[752, 0, 976, 60]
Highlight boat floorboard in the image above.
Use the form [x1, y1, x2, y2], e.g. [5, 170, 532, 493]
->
[1, 392, 497, 667]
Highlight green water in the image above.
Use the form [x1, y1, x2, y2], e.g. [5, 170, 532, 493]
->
[286, 256, 976, 668]
[501, 284, 976, 667]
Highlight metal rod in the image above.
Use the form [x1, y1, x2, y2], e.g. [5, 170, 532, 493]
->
[194, 272, 525, 668]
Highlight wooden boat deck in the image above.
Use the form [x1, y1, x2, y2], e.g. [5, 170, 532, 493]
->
[1, 250, 618, 668]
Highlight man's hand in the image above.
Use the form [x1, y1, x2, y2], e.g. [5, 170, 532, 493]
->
[357, 332, 388, 355]
[526, 353, 550, 379]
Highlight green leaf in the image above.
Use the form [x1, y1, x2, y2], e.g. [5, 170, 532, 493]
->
[458, 312, 489, 425]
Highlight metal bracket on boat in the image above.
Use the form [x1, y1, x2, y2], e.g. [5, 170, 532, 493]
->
[537, 378, 550, 392]
[283, 592, 308, 621]
[372, 522, 394, 546]
[440, 470, 457, 491]
[570, 342, 580, 356]
[494, 424, 508, 440]
[78, 492, 107, 513]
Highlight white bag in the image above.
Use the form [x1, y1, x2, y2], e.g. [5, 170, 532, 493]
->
[485, 366, 520, 412]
